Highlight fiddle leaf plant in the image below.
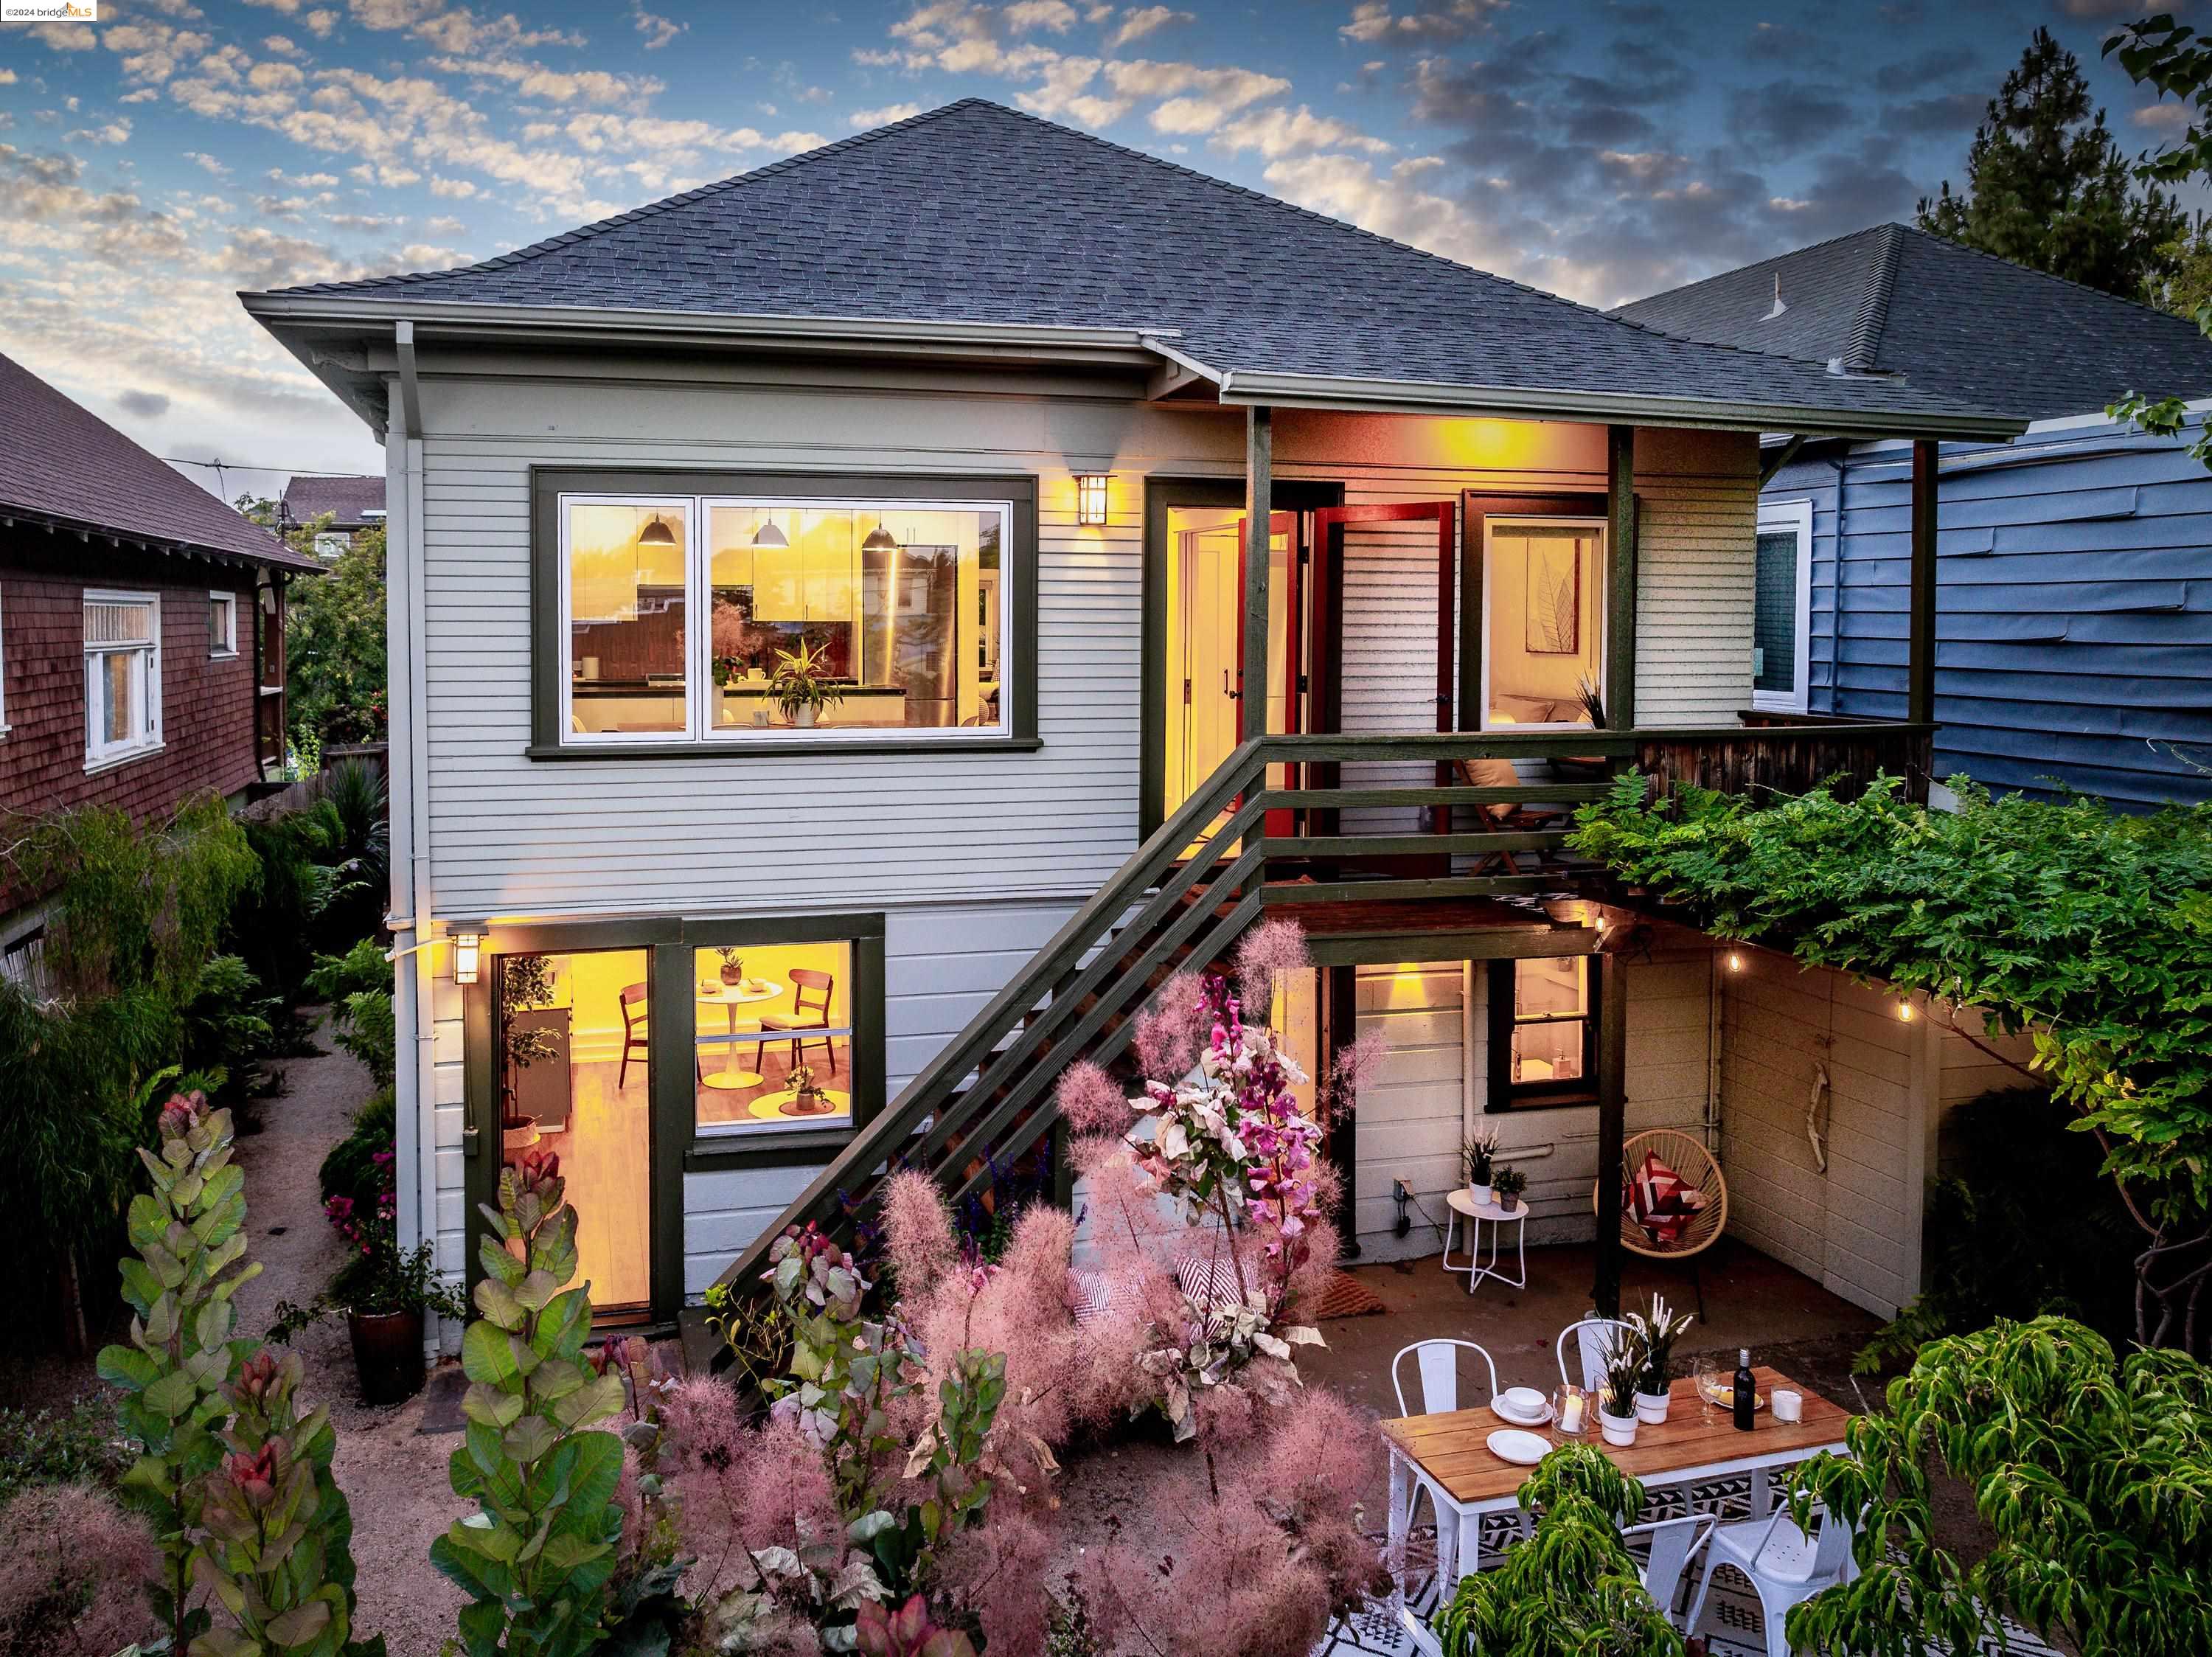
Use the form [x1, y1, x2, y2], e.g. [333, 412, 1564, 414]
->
[191, 1348, 380, 1657]
[430, 1150, 629, 1657]
[99, 1092, 263, 1653]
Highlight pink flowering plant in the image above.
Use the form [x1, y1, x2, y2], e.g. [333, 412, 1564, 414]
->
[268, 1150, 466, 1338]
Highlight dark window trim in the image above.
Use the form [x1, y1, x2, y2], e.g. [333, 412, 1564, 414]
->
[1460, 491, 1635, 734]
[462, 909, 888, 1324]
[1485, 956, 1602, 1113]
[1138, 475, 1345, 842]
[530, 467, 1039, 756]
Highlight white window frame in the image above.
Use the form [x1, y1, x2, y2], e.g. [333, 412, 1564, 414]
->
[1478, 515, 1608, 732]
[209, 588, 239, 659]
[1753, 498, 1814, 715]
[557, 491, 1017, 748]
[84, 588, 163, 770]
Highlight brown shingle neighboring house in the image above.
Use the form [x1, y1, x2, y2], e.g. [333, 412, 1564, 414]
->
[280, 473, 386, 554]
[0, 350, 322, 950]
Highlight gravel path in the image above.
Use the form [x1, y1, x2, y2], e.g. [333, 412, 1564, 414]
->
[232, 1019, 467, 1657]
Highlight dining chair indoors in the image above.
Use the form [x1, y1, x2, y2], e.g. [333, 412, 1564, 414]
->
[1555, 1316, 1638, 1393]
[618, 983, 650, 1089]
[1685, 1502, 1853, 1657]
[759, 968, 838, 1075]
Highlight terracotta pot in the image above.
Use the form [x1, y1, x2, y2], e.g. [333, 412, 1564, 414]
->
[348, 1306, 426, 1406]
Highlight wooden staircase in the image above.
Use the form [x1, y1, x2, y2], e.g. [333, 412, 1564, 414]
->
[709, 720, 1935, 1299]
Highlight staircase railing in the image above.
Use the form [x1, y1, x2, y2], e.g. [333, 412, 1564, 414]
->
[708, 720, 1928, 1298]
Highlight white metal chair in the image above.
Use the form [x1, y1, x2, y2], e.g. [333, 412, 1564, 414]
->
[1397, 1606, 1446, 1657]
[1623, 1512, 1717, 1628]
[1685, 1504, 1853, 1657]
[1390, 1340, 1502, 1607]
[1555, 1316, 1636, 1393]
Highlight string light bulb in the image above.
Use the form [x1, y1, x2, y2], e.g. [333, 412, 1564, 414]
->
[1725, 951, 1745, 973]
[1896, 998, 1916, 1023]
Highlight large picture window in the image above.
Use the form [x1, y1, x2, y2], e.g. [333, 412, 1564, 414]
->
[85, 590, 161, 768]
[545, 476, 1026, 751]
[692, 939, 855, 1137]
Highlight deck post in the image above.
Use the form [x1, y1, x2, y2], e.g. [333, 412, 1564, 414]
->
[1593, 949, 1627, 1316]
[1908, 437, 1937, 726]
[1605, 425, 1637, 732]
[1242, 403, 1273, 743]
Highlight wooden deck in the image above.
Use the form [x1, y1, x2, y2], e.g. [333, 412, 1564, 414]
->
[1262, 889, 1601, 965]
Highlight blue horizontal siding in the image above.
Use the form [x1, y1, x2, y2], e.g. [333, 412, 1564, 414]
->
[1767, 419, 2212, 812]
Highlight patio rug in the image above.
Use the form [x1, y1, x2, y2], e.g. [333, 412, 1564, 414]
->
[1312, 1270, 1388, 1320]
[1312, 1521, 2067, 1657]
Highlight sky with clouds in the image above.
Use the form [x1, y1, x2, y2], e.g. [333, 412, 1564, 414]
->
[0, 0, 2194, 500]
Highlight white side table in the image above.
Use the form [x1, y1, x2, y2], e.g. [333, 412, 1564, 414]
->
[1441, 1187, 1527, 1295]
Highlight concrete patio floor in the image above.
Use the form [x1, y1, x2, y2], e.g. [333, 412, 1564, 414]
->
[1301, 1237, 1885, 1425]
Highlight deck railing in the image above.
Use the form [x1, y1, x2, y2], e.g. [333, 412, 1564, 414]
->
[706, 718, 1929, 1302]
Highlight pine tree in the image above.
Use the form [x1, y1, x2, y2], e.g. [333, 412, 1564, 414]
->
[1918, 27, 2185, 299]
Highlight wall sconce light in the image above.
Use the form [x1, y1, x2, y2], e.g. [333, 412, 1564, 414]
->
[451, 925, 483, 985]
[1077, 473, 1110, 526]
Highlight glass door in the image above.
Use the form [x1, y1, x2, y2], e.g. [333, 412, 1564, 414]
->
[1162, 506, 1301, 824]
[493, 946, 654, 1318]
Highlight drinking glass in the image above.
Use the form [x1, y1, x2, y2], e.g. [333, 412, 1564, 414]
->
[1692, 1355, 1719, 1412]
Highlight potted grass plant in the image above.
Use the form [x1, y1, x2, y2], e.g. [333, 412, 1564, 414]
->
[1627, 1293, 1694, 1423]
[1493, 1164, 1528, 1214]
[770, 639, 844, 729]
[1598, 1334, 1645, 1446]
[1464, 1126, 1498, 1205]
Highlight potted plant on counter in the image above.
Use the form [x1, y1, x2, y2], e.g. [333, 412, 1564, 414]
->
[1627, 1293, 1694, 1423]
[1598, 1334, 1645, 1446]
[1464, 1127, 1498, 1205]
[716, 946, 745, 987]
[770, 639, 844, 729]
[1493, 1164, 1528, 1215]
[271, 1163, 470, 1406]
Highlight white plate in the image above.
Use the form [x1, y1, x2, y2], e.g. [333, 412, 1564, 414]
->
[1491, 1396, 1555, 1427]
[1486, 1428, 1551, 1466]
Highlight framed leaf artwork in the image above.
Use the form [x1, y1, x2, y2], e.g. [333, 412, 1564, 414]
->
[1526, 533, 1582, 655]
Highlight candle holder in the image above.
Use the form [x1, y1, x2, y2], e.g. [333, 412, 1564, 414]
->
[1552, 1383, 1589, 1438]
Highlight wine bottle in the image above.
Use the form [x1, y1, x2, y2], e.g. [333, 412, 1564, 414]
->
[1733, 1347, 1756, 1432]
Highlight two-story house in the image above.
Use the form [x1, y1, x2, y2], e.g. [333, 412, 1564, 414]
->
[280, 473, 387, 560]
[246, 101, 2030, 1340]
[1619, 223, 2212, 810]
[0, 347, 318, 976]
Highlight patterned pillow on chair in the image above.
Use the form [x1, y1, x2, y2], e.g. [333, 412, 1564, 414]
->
[1625, 1150, 1706, 1245]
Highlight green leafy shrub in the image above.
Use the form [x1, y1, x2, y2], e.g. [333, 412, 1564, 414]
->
[308, 940, 395, 1090]
[1788, 1316, 2212, 1657]
[0, 1393, 128, 1507]
[431, 1150, 628, 1657]
[180, 954, 282, 1108]
[232, 814, 336, 1012]
[97, 1094, 262, 1652]
[318, 1088, 396, 1220]
[192, 1349, 380, 1657]
[1433, 1442, 1684, 1657]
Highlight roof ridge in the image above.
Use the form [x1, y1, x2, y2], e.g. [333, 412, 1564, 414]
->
[1845, 223, 1904, 371]
[271, 100, 994, 296]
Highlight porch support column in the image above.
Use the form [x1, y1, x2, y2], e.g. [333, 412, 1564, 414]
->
[1908, 438, 1938, 726]
[1605, 425, 1637, 732]
[1592, 948, 1627, 1317]
[1242, 403, 1273, 744]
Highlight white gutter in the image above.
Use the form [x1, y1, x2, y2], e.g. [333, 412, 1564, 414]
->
[1212, 366, 2027, 442]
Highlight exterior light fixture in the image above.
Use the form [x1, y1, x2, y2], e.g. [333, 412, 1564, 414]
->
[1896, 998, 1916, 1023]
[451, 926, 483, 985]
[751, 515, 788, 548]
[637, 513, 675, 547]
[1077, 473, 1110, 526]
[1725, 951, 1745, 973]
[861, 522, 899, 552]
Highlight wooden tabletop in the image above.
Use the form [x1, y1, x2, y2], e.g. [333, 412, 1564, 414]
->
[1380, 1366, 1851, 1507]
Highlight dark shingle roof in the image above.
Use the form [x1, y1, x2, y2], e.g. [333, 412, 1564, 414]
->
[1615, 223, 2212, 422]
[0, 350, 316, 570]
[282, 473, 384, 530]
[252, 101, 2013, 434]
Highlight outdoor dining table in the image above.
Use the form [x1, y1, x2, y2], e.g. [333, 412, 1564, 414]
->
[1381, 1366, 1851, 1589]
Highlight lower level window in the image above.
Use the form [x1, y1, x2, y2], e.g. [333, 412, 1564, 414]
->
[85, 591, 161, 766]
[694, 939, 855, 1136]
[1489, 956, 1599, 1108]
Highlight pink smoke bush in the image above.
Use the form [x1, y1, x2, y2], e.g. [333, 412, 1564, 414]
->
[1234, 917, 1312, 1008]
[659, 1378, 844, 1604]
[1132, 969, 1205, 1077]
[0, 1482, 159, 1657]
[1054, 1060, 1133, 1137]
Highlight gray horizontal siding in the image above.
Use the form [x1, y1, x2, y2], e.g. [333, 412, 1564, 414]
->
[1770, 417, 2212, 810]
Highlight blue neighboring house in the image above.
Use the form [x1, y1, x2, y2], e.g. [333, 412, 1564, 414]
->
[1618, 222, 2212, 809]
